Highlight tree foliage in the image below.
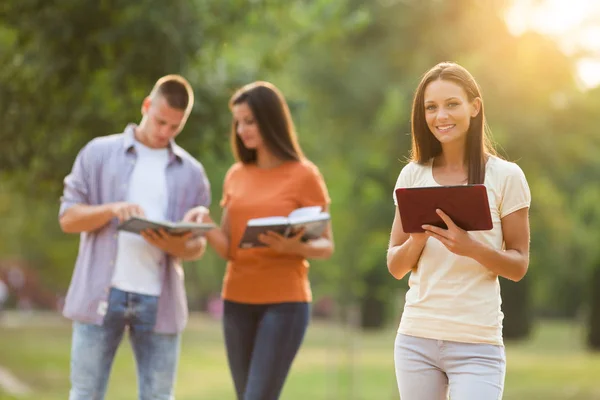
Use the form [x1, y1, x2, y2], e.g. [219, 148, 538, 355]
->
[1, 0, 599, 335]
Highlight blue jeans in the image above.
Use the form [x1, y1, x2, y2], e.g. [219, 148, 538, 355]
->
[69, 288, 181, 400]
[223, 300, 310, 400]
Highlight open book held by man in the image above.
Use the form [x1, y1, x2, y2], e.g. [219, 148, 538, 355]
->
[117, 217, 215, 238]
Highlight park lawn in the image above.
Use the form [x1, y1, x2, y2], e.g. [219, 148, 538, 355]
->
[1, 313, 600, 399]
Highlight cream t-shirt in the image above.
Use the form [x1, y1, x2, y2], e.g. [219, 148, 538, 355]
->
[393, 155, 531, 345]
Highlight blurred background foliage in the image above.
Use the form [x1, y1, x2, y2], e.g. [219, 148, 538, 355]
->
[1, 0, 600, 344]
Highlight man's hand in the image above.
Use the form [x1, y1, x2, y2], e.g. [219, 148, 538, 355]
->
[141, 229, 194, 257]
[110, 202, 145, 222]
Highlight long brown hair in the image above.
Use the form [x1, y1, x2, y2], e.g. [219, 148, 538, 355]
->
[229, 81, 304, 163]
[410, 62, 495, 184]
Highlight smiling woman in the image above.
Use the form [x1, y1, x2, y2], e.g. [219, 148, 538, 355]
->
[506, 0, 600, 88]
[388, 61, 532, 400]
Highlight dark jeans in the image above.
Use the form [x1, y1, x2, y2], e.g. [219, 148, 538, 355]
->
[223, 300, 310, 400]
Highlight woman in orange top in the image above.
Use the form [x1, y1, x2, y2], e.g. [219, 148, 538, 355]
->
[185, 81, 334, 400]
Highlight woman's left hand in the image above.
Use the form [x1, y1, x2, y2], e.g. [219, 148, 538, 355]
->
[422, 209, 482, 257]
[183, 206, 213, 224]
[258, 228, 306, 255]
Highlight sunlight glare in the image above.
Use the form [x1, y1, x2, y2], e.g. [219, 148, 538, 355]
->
[581, 27, 600, 53]
[506, 0, 600, 88]
[530, 0, 587, 35]
[577, 59, 600, 89]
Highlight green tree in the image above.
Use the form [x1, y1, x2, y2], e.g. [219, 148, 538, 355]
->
[2, 0, 600, 335]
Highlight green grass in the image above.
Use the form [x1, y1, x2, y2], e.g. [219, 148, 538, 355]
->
[1, 313, 600, 399]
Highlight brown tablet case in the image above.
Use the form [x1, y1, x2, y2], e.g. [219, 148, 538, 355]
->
[395, 184, 493, 233]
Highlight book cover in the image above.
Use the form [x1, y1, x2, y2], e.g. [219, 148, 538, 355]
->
[117, 217, 215, 237]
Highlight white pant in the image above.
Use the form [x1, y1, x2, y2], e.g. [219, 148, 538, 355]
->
[394, 333, 506, 400]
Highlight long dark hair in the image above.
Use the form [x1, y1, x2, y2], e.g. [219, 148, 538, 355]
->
[410, 62, 495, 184]
[229, 81, 304, 163]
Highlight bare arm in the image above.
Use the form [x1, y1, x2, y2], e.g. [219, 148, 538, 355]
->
[205, 209, 231, 260]
[387, 208, 428, 280]
[59, 202, 144, 234]
[286, 233, 334, 260]
[183, 206, 230, 260]
[467, 208, 530, 281]
[423, 208, 530, 282]
[59, 142, 143, 234]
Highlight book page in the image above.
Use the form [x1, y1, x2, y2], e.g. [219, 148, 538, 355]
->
[245, 206, 324, 227]
[247, 216, 289, 227]
[291, 219, 329, 240]
[289, 211, 330, 225]
[172, 222, 215, 229]
[288, 206, 322, 219]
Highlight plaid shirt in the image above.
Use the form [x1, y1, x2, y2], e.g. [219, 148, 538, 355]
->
[59, 124, 211, 333]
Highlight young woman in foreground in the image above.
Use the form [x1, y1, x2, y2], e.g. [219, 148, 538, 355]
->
[387, 62, 531, 399]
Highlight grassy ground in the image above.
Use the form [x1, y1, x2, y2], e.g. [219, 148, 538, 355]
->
[0, 312, 599, 399]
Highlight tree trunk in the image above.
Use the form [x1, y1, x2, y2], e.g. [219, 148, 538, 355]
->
[360, 289, 387, 329]
[587, 266, 600, 350]
[359, 265, 392, 329]
[500, 275, 533, 341]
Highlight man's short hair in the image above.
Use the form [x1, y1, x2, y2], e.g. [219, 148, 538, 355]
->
[149, 74, 194, 114]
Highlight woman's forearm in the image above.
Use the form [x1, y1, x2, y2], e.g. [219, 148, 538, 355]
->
[470, 244, 529, 282]
[387, 236, 427, 280]
[291, 238, 334, 259]
[206, 228, 230, 260]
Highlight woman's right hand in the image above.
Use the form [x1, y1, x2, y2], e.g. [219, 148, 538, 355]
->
[183, 206, 213, 224]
